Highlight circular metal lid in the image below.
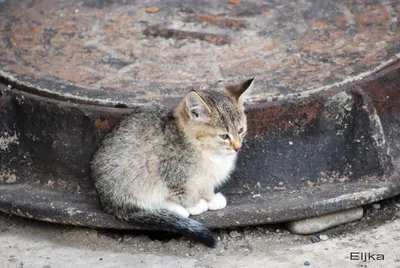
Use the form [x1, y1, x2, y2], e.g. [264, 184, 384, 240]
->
[0, 0, 399, 105]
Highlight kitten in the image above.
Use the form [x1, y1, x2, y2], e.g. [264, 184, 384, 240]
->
[91, 78, 254, 247]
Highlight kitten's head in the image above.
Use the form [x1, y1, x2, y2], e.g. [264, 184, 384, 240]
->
[178, 78, 254, 154]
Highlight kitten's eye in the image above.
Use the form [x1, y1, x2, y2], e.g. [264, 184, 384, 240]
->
[219, 134, 230, 140]
[238, 127, 244, 134]
[191, 110, 199, 118]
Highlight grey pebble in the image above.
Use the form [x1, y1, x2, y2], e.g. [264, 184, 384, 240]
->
[286, 207, 363, 234]
[319, 234, 329, 241]
[304, 261, 311, 266]
[373, 203, 381, 210]
[229, 230, 241, 238]
[311, 236, 320, 243]
[244, 229, 252, 235]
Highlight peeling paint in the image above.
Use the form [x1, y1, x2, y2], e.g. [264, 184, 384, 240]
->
[0, 170, 17, 184]
[330, 91, 353, 111]
[63, 207, 84, 216]
[0, 132, 18, 151]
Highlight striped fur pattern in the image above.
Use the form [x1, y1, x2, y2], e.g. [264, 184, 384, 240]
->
[91, 79, 254, 247]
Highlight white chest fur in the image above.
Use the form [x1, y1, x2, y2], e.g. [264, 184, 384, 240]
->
[201, 152, 237, 186]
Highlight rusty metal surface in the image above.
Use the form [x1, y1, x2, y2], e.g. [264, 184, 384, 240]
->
[0, 60, 399, 230]
[0, 0, 399, 106]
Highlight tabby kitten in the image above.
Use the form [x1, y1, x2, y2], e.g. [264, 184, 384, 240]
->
[91, 78, 254, 247]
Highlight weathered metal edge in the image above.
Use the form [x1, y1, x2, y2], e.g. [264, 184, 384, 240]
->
[0, 59, 399, 230]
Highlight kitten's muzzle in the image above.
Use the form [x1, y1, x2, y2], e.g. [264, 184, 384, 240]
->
[231, 140, 241, 152]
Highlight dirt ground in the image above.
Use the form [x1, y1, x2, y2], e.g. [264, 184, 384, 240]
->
[1, 197, 400, 268]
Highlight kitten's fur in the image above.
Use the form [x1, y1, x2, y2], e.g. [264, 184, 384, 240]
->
[91, 78, 254, 247]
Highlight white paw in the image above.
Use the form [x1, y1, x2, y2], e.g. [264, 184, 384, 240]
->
[186, 199, 208, 215]
[164, 202, 190, 218]
[207, 192, 227, 210]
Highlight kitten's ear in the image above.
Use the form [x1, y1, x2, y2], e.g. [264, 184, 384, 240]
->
[185, 90, 211, 122]
[225, 78, 254, 104]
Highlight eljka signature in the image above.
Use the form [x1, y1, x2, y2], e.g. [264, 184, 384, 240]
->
[350, 252, 385, 262]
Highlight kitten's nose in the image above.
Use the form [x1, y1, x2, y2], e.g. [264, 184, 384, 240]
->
[232, 141, 241, 152]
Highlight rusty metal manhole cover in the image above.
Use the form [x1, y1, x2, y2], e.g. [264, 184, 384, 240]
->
[0, 0, 399, 233]
[0, 0, 399, 105]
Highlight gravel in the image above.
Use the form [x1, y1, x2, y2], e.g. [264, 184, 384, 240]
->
[0, 196, 398, 267]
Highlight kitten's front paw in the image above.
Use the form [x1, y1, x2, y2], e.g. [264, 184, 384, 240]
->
[208, 192, 227, 210]
[186, 199, 208, 215]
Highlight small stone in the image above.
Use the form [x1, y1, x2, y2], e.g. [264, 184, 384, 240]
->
[146, 6, 159, 13]
[229, 0, 242, 4]
[372, 204, 381, 210]
[123, 235, 132, 242]
[319, 234, 329, 241]
[74, 9, 79, 13]
[304, 261, 311, 266]
[286, 207, 363, 234]
[289, 141, 293, 145]
[278, 182, 283, 186]
[229, 230, 241, 238]
[185, 253, 189, 257]
[244, 229, 252, 235]
[99, 258, 103, 261]
[311, 236, 320, 243]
